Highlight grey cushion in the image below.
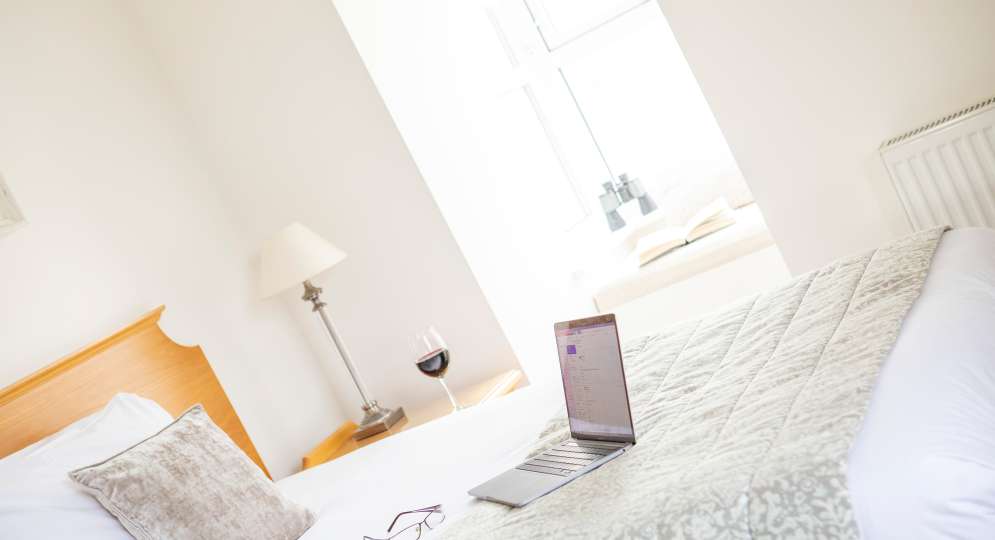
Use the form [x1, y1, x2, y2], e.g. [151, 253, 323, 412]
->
[69, 405, 314, 540]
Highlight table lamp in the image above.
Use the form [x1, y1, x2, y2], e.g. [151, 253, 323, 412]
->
[258, 222, 405, 439]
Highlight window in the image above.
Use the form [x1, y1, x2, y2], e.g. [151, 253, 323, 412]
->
[486, 0, 752, 236]
[0, 174, 25, 236]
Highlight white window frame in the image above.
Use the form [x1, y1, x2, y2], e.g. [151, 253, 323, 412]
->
[486, 0, 659, 233]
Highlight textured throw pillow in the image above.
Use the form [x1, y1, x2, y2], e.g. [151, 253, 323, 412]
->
[69, 405, 314, 540]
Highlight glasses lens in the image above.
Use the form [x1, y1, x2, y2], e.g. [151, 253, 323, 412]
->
[391, 523, 422, 540]
[424, 510, 446, 529]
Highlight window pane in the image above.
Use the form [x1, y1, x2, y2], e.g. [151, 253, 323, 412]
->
[525, 0, 647, 50]
[526, 72, 614, 214]
[559, 3, 752, 224]
[472, 85, 589, 231]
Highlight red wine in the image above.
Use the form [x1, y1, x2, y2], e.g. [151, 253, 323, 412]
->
[416, 348, 450, 378]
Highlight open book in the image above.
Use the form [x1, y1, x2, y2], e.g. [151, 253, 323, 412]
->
[635, 198, 737, 266]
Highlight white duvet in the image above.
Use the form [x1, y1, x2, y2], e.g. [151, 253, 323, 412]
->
[280, 228, 995, 540]
[279, 386, 564, 539]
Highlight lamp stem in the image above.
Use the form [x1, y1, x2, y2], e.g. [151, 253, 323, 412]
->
[302, 280, 373, 405]
[301, 280, 406, 439]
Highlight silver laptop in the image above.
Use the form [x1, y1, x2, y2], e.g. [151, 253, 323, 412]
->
[469, 314, 635, 507]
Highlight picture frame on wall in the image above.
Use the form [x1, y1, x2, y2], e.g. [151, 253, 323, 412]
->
[0, 173, 25, 236]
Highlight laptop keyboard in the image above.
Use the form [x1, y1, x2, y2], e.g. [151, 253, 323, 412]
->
[516, 440, 620, 477]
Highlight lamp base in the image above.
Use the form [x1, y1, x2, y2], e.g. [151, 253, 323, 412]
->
[353, 402, 406, 440]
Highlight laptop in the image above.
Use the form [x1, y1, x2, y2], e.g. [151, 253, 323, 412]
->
[468, 314, 635, 507]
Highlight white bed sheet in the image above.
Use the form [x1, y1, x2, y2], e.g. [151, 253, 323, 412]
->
[281, 228, 995, 540]
[279, 385, 563, 539]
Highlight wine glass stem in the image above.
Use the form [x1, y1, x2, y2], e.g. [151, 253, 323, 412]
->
[438, 378, 462, 411]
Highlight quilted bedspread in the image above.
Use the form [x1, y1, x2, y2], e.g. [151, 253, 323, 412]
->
[441, 227, 946, 539]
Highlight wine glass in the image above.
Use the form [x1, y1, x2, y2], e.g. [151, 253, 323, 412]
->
[411, 326, 462, 412]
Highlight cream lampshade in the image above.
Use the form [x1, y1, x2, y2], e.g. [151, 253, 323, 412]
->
[257, 222, 405, 439]
[258, 222, 347, 299]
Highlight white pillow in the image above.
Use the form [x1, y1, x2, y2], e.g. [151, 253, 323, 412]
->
[0, 393, 173, 539]
[849, 228, 995, 539]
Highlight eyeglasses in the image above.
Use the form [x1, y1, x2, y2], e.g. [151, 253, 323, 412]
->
[363, 504, 446, 540]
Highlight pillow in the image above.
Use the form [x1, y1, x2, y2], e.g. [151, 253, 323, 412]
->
[70, 405, 314, 540]
[0, 393, 174, 539]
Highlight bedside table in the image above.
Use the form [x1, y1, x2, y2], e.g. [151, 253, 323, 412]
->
[302, 369, 524, 470]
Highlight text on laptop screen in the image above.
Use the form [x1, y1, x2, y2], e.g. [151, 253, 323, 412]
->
[555, 319, 634, 441]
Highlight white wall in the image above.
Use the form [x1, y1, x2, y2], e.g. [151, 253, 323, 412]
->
[128, 0, 521, 411]
[659, 0, 995, 273]
[0, 0, 343, 478]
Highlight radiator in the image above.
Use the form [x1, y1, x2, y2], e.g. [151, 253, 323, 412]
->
[880, 96, 995, 230]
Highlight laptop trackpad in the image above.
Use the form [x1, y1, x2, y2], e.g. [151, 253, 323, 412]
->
[468, 468, 566, 507]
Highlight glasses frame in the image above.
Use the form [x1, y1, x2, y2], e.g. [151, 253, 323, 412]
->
[363, 504, 445, 540]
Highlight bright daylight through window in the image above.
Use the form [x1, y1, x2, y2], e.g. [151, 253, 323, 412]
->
[485, 0, 753, 244]
[332, 0, 773, 358]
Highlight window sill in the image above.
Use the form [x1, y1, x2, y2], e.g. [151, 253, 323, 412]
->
[592, 203, 776, 311]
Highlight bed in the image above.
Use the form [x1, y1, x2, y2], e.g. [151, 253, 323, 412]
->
[3, 227, 995, 539]
[282, 227, 995, 539]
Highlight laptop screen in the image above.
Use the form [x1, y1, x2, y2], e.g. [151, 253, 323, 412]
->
[554, 315, 635, 443]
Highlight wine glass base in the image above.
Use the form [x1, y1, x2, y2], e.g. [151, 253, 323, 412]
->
[353, 405, 406, 440]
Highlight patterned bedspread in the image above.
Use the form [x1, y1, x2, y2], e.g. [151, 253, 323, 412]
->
[441, 227, 946, 539]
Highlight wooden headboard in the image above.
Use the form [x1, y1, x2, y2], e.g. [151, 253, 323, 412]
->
[0, 306, 269, 477]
